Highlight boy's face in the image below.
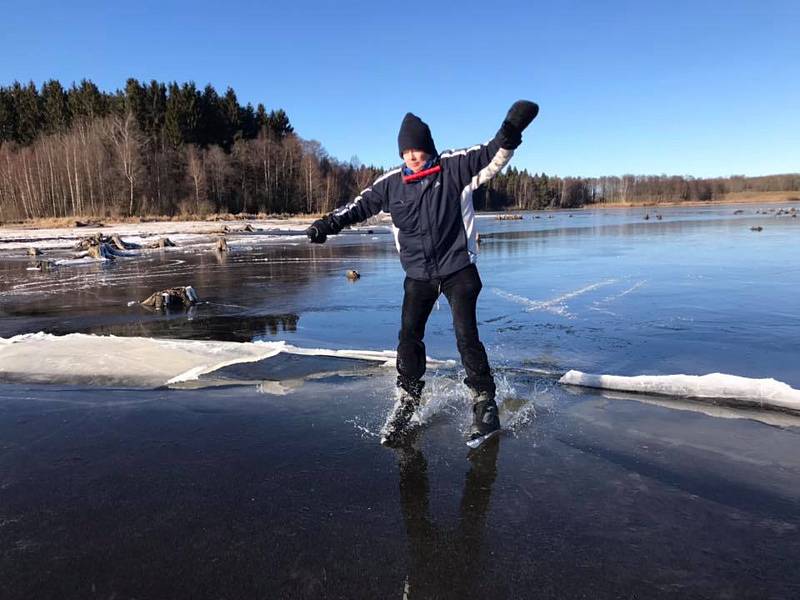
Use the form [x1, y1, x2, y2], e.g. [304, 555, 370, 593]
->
[402, 149, 430, 173]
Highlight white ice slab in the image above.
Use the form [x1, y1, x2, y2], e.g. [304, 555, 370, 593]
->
[0, 332, 454, 389]
[559, 370, 800, 412]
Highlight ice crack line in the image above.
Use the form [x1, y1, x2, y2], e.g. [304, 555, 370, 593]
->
[589, 280, 647, 315]
[599, 280, 646, 304]
[493, 280, 617, 317]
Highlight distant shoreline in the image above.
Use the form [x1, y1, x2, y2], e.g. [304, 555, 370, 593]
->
[577, 191, 799, 210]
[2, 192, 797, 232]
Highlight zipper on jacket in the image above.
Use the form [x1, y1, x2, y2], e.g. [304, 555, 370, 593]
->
[407, 179, 435, 279]
[422, 173, 442, 278]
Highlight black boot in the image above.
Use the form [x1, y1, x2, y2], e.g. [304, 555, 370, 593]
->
[468, 393, 501, 446]
[380, 379, 424, 447]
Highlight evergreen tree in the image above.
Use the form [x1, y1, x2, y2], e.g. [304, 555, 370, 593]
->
[164, 82, 200, 147]
[108, 89, 126, 116]
[255, 103, 269, 131]
[198, 84, 225, 147]
[68, 79, 107, 121]
[41, 79, 71, 134]
[144, 80, 167, 141]
[267, 109, 293, 139]
[124, 78, 148, 133]
[180, 82, 200, 144]
[164, 83, 182, 147]
[240, 103, 258, 140]
[0, 88, 17, 143]
[11, 81, 42, 145]
[222, 87, 241, 145]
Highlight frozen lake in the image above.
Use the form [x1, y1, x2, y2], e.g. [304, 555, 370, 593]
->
[1, 203, 799, 598]
[2, 203, 799, 385]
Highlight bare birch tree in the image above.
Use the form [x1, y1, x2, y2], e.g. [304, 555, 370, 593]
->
[106, 111, 144, 215]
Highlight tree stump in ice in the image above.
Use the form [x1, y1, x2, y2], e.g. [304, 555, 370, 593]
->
[74, 233, 104, 251]
[87, 243, 117, 260]
[147, 237, 176, 249]
[140, 286, 199, 310]
[110, 234, 140, 250]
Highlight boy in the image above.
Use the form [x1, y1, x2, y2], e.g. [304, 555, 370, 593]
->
[307, 100, 539, 445]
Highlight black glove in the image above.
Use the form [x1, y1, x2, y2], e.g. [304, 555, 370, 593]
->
[505, 100, 539, 132]
[306, 218, 335, 244]
[497, 100, 539, 150]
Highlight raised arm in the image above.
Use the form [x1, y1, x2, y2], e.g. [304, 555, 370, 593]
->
[306, 172, 394, 243]
[443, 100, 539, 189]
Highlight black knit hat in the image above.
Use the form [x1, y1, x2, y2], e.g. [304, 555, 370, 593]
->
[397, 113, 437, 158]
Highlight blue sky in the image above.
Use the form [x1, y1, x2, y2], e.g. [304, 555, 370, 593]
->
[2, 0, 798, 177]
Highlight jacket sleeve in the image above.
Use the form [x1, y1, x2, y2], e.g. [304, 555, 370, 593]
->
[440, 135, 515, 193]
[327, 174, 390, 232]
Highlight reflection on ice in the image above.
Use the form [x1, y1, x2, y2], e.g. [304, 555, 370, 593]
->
[591, 389, 800, 429]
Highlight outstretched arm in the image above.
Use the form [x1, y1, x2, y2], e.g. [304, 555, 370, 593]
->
[306, 174, 391, 243]
[443, 100, 539, 189]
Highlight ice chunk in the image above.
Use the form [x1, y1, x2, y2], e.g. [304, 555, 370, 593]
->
[0, 333, 455, 389]
[559, 370, 800, 412]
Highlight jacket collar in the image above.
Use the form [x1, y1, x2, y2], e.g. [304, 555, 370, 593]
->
[402, 156, 441, 184]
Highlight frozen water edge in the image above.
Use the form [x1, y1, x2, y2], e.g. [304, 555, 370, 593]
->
[0, 332, 455, 389]
[560, 369, 800, 413]
[0, 218, 392, 254]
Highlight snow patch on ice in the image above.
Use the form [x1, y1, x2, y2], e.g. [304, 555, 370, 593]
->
[559, 370, 800, 413]
[0, 332, 454, 389]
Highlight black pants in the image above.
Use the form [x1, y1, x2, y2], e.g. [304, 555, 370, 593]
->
[397, 264, 495, 396]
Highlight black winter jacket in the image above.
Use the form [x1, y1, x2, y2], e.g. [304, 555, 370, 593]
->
[328, 135, 515, 280]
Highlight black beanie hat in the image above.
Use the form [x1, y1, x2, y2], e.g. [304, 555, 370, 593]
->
[397, 113, 437, 158]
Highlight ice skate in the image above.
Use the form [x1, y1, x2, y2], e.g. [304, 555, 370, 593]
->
[380, 384, 423, 447]
[466, 394, 501, 449]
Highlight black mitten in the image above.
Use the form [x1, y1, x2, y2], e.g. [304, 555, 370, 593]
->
[306, 218, 335, 244]
[505, 100, 539, 132]
[497, 100, 539, 150]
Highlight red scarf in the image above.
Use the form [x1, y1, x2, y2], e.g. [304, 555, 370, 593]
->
[402, 164, 442, 184]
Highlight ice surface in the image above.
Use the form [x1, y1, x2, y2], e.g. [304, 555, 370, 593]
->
[559, 370, 800, 412]
[54, 256, 112, 266]
[0, 332, 454, 389]
[494, 280, 617, 317]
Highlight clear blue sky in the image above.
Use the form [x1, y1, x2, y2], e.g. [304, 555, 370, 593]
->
[2, 0, 798, 177]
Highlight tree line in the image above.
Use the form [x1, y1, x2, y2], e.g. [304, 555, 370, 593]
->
[476, 169, 800, 210]
[0, 78, 797, 221]
[0, 78, 381, 220]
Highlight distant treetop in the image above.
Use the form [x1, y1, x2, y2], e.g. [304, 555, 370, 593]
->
[0, 78, 292, 148]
